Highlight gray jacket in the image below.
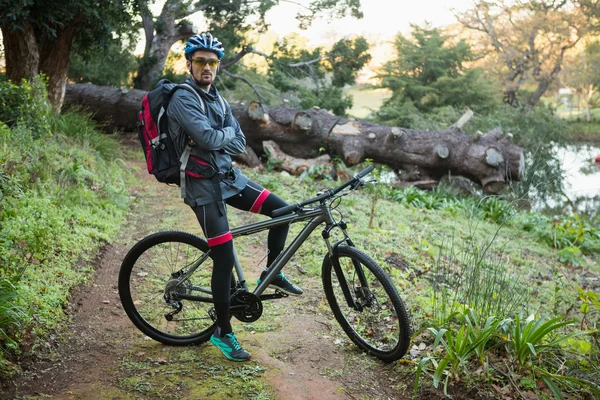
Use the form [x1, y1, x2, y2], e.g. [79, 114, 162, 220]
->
[167, 79, 249, 207]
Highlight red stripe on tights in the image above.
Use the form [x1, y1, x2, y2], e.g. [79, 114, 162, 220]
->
[207, 232, 232, 247]
[249, 190, 271, 213]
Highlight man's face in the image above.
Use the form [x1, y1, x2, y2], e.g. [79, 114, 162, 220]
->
[186, 50, 220, 87]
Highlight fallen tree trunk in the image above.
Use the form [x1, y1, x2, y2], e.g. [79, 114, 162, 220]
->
[64, 83, 525, 193]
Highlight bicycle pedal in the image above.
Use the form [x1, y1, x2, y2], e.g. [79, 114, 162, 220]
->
[274, 289, 289, 298]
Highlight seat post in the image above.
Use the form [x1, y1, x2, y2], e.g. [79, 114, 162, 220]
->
[231, 242, 247, 291]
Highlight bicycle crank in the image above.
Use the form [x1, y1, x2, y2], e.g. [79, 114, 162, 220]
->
[230, 290, 263, 322]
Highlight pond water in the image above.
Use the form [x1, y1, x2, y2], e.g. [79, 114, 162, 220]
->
[537, 144, 600, 217]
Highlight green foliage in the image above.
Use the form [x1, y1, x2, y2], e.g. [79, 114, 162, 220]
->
[506, 313, 579, 365]
[375, 24, 500, 126]
[0, 0, 137, 53]
[479, 196, 515, 224]
[267, 35, 370, 116]
[429, 234, 531, 326]
[0, 83, 131, 363]
[421, 309, 507, 394]
[68, 36, 138, 87]
[326, 37, 371, 87]
[557, 246, 584, 267]
[0, 76, 51, 136]
[295, 0, 362, 28]
[578, 287, 600, 331]
[416, 308, 594, 398]
[0, 278, 26, 355]
[519, 212, 600, 255]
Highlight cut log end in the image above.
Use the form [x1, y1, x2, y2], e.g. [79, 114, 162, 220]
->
[391, 127, 403, 137]
[292, 112, 312, 131]
[481, 175, 505, 194]
[485, 147, 504, 167]
[342, 141, 364, 165]
[331, 119, 361, 136]
[436, 145, 449, 159]
[248, 101, 268, 124]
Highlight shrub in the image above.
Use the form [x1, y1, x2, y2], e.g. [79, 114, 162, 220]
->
[0, 86, 131, 366]
[0, 76, 51, 137]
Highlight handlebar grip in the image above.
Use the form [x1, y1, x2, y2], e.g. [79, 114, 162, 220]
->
[271, 204, 299, 218]
[355, 165, 375, 179]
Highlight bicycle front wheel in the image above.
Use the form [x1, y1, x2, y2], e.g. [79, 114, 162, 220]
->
[322, 246, 411, 362]
[118, 231, 216, 345]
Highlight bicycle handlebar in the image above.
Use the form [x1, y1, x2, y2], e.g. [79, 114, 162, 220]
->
[271, 165, 375, 217]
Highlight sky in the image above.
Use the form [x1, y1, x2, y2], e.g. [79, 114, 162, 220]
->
[263, 0, 475, 47]
[158, 0, 477, 80]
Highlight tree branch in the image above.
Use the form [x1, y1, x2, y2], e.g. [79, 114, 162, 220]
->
[220, 46, 272, 69]
[289, 56, 322, 67]
[139, 0, 155, 55]
[173, 21, 195, 41]
[221, 69, 267, 102]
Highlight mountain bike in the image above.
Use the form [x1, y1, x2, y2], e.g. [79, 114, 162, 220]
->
[118, 166, 411, 362]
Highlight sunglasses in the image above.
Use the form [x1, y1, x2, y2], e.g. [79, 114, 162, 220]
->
[191, 58, 220, 68]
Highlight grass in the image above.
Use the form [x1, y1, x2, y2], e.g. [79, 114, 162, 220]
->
[117, 346, 273, 399]
[237, 165, 599, 398]
[564, 121, 600, 143]
[0, 103, 134, 377]
[344, 85, 391, 119]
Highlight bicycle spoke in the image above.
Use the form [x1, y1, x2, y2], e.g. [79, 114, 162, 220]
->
[323, 246, 410, 361]
[119, 232, 216, 344]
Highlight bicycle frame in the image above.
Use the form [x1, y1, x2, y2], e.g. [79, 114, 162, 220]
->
[172, 165, 377, 309]
[172, 201, 355, 302]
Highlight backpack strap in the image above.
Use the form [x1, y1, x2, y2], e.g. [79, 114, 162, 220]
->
[179, 83, 226, 118]
[179, 145, 192, 198]
[217, 94, 226, 118]
[179, 83, 206, 114]
[175, 83, 205, 198]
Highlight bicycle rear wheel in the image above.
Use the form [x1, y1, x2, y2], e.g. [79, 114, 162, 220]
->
[118, 231, 216, 345]
[322, 246, 411, 362]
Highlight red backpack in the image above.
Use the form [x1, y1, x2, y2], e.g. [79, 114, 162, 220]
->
[137, 80, 187, 185]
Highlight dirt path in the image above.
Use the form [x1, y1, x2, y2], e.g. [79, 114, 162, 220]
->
[2, 144, 421, 400]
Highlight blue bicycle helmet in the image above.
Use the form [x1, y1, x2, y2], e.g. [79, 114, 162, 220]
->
[184, 33, 225, 60]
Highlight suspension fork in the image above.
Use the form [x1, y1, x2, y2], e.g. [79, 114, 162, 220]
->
[322, 221, 367, 311]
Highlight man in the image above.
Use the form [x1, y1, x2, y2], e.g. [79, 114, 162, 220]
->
[167, 32, 303, 362]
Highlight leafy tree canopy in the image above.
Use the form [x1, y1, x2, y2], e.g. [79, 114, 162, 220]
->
[68, 38, 139, 87]
[0, 0, 136, 50]
[375, 24, 499, 126]
[266, 34, 371, 116]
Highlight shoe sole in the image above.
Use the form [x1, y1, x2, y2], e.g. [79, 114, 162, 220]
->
[268, 284, 303, 296]
[210, 336, 251, 362]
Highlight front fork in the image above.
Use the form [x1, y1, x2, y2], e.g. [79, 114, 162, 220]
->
[322, 221, 369, 311]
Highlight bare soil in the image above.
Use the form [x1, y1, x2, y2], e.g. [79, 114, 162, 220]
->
[1, 136, 492, 400]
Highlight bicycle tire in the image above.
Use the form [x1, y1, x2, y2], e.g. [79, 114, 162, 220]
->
[118, 230, 216, 345]
[322, 246, 411, 362]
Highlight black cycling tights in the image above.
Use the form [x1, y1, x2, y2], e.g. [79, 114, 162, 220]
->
[192, 180, 289, 335]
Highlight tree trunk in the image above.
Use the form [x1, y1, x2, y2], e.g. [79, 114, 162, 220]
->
[1, 23, 39, 83]
[38, 25, 78, 112]
[1, 22, 77, 111]
[133, 2, 195, 90]
[526, 78, 552, 110]
[63, 83, 526, 193]
[585, 85, 595, 122]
